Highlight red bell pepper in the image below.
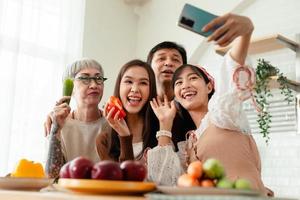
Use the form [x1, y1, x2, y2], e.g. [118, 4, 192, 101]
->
[106, 96, 126, 119]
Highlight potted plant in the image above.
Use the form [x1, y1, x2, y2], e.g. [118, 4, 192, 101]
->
[254, 59, 294, 143]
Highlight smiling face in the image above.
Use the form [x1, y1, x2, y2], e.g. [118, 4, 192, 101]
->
[73, 67, 104, 107]
[151, 48, 183, 86]
[119, 66, 150, 114]
[174, 67, 212, 111]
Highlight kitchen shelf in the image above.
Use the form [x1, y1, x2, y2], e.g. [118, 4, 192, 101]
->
[215, 34, 299, 56]
[269, 76, 300, 92]
[215, 34, 300, 90]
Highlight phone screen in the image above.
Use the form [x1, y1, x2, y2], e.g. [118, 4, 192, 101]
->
[178, 4, 219, 37]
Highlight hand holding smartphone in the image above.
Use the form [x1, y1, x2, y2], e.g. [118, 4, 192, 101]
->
[178, 4, 220, 37]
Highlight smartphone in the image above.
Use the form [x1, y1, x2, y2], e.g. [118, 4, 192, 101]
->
[178, 4, 219, 37]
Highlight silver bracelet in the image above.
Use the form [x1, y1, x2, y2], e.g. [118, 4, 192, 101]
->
[156, 130, 172, 139]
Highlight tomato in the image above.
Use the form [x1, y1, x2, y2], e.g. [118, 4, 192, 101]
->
[106, 96, 126, 119]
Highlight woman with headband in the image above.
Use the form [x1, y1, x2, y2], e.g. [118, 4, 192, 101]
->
[147, 14, 271, 196]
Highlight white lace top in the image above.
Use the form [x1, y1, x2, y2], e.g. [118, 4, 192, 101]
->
[147, 53, 253, 186]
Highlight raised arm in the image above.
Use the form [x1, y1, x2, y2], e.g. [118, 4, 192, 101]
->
[45, 100, 70, 178]
[147, 95, 183, 185]
[150, 95, 177, 146]
[199, 14, 254, 134]
[227, 14, 253, 65]
[44, 96, 71, 136]
[102, 103, 134, 161]
[203, 13, 254, 64]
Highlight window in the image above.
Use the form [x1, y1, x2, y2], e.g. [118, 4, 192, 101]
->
[244, 89, 297, 135]
[0, 0, 85, 175]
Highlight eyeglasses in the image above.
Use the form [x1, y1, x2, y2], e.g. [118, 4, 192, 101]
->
[75, 76, 107, 85]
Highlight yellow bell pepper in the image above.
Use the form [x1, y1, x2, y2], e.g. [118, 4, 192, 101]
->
[11, 159, 46, 178]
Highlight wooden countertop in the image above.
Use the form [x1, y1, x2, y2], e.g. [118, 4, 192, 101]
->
[1, 189, 297, 200]
[0, 189, 145, 200]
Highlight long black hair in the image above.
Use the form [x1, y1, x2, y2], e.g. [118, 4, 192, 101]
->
[109, 59, 159, 160]
[169, 64, 215, 147]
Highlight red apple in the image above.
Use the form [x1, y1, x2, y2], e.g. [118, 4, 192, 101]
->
[69, 157, 93, 179]
[59, 162, 71, 178]
[120, 160, 147, 181]
[91, 160, 123, 180]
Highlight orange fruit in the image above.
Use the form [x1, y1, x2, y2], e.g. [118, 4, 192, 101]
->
[200, 179, 215, 187]
[177, 174, 200, 187]
[187, 161, 203, 179]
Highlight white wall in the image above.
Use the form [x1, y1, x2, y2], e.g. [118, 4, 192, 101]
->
[135, 0, 242, 61]
[190, 0, 300, 198]
[82, 0, 138, 104]
[83, 0, 300, 198]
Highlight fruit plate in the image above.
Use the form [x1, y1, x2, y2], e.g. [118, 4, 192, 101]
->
[0, 177, 54, 191]
[57, 178, 156, 194]
[157, 186, 261, 196]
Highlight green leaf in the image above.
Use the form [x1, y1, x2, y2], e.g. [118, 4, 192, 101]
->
[254, 59, 294, 144]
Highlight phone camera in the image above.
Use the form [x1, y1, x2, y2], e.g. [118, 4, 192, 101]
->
[180, 17, 194, 28]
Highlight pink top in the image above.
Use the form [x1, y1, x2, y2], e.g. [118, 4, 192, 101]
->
[188, 125, 266, 193]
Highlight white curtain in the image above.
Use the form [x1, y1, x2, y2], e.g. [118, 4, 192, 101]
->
[0, 0, 85, 175]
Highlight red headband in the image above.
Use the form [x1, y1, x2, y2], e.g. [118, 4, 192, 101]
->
[195, 64, 215, 89]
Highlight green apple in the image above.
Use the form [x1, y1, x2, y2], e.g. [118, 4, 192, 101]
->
[216, 178, 234, 189]
[234, 178, 251, 190]
[203, 158, 225, 179]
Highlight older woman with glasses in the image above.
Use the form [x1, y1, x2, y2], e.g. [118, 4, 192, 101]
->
[45, 58, 107, 178]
